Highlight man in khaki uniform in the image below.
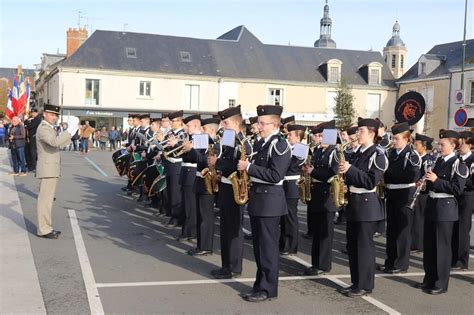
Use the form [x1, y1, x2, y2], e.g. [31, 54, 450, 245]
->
[36, 104, 78, 239]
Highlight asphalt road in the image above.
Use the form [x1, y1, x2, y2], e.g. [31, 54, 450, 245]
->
[12, 149, 474, 314]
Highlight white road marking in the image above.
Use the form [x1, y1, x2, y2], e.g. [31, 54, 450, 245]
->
[68, 210, 105, 315]
[85, 156, 108, 177]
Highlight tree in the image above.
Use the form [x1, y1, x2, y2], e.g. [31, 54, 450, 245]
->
[333, 79, 356, 129]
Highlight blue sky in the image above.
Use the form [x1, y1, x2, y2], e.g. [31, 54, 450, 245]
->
[0, 0, 472, 70]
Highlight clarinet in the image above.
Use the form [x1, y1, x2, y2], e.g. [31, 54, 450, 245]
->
[407, 153, 440, 210]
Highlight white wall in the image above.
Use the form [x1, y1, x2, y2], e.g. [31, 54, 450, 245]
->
[449, 67, 474, 130]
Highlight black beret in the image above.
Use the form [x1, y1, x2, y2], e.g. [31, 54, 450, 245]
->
[218, 105, 241, 120]
[391, 122, 412, 135]
[249, 116, 258, 125]
[161, 113, 169, 119]
[168, 110, 184, 120]
[358, 118, 380, 129]
[183, 114, 201, 124]
[311, 122, 325, 134]
[323, 120, 336, 130]
[128, 113, 134, 118]
[281, 115, 295, 125]
[375, 117, 385, 128]
[459, 131, 473, 139]
[44, 104, 61, 115]
[30, 108, 38, 113]
[139, 114, 150, 120]
[415, 133, 434, 144]
[439, 129, 460, 139]
[257, 105, 283, 117]
[151, 118, 162, 123]
[347, 126, 358, 136]
[287, 124, 306, 132]
[202, 117, 220, 126]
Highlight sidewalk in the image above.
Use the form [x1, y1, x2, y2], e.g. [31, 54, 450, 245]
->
[0, 147, 46, 314]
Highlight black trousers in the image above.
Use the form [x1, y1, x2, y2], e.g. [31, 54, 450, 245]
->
[250, 215, 281, 298]
[28, 140, 37, 170]
[385, 188, 414, 270]
[411, 193, 428, 251]
[346, 221, 378, 291]
[219, 184, 244, 273]
[423, 220, 454, 290]
[452, 193, 474, 268]
[311, 212, 335, 271]
[181, 185, 197, 238]
[279, 198, 299, 254]
[197, 194, 215, 251]
[166, 175, 182, 223]
[306, 202, 315, 235]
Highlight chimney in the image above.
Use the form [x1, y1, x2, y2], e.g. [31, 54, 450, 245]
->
[67, 27, 88, 57]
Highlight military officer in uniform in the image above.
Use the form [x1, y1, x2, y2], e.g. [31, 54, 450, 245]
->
[207, 105, 250, 279]
[379, 122, 421, 274]
[416, 130, 467, 294]
[451, 131, 473, 270]
[36, 104, 77, 239]
[337, 118, 387, 297]
[280, 124, 306, 255]
[303, 121, 339, 275]
[238, 105, 291, 302]
[411, 133, 435, 252]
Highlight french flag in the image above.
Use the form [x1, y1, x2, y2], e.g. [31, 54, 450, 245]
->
[5, 88, 14, 120]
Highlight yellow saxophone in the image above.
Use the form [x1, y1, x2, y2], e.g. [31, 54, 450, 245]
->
[202, 143, 220, 194]
[228, 138, 249, 205]
[328, 143, 348, 208]
[298, 153, 312, 204]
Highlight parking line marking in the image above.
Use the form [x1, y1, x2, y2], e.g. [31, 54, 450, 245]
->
[69, 210, 105, 315]
[85, 157, 108, 177]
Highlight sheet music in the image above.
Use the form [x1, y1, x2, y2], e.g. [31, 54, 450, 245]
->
[192, 134, 209, 149]
[221, 129, 236, 147]
[292, 143, 309, 160]
[322, 129, 338, 145]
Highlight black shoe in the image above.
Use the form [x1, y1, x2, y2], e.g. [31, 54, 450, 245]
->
[346, 288, 372, 297]
[211, 268, 228, 276]
[189, 249, 212, 256]
[376, 264, 387, 272]
[427, 287, 447, 295]
[280, 251, 291, 256]
[373, 232, 383, 238]
[410, 249, 422, 253]
[213, 271, 241, 279]
[244, 291, 269, 302]
[384, 267, 407, 274]
[414, 282, 430, 290]
[301, 233, 313, 240]
[38, 230, 61, 239]
[165, 218, 178, 227]
[240, 291, 255, 299]
[304, 267, 326, 276]
[337, 285, 356, 294]
[451, 265, 468, 271]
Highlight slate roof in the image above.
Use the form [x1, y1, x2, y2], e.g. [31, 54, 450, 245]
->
[61, 25, 396, 87]
[398, 39, 474, 82]
[0, 67, 35, 79]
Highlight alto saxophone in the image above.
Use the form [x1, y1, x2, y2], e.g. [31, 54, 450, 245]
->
[202, 144, 220, 194]
[228, 139, 249, 206]
[298, 153, 312, 204]
[328, 144, 348, 208]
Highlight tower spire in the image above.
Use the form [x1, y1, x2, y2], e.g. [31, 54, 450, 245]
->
[314, 0, 336, 48]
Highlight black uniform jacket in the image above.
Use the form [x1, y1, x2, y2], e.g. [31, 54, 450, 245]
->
[162, 128, 186, 176]
[247, 134, 292, 217]
[345, 144, 387, 222]
[384, 145, 420, 185]
[284, 153, 305, 200]
[310, 145, 339, 212]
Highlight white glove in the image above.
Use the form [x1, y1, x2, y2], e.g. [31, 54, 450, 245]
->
[66, 116, 80, 136]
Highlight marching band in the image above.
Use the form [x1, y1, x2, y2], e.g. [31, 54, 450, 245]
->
[111, 104, 473, 301]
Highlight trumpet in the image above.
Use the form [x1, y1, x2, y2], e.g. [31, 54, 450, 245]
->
[162, 140, 192, 159]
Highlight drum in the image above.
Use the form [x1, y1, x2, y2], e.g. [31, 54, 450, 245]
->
[114, 151, 130, 176]
[130, 160, 148, 187]
[112, 149, 126, 163]
[148, 166, 167, 197]
[143, 164, 162, 195]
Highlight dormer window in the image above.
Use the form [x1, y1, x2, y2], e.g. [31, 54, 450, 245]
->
[326, 59, 342, 83]
[367, 62, 383, 85]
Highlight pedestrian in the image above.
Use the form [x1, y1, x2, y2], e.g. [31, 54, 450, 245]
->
[94, 129, 101, 149]
[70, 129, 79, 151]
[8, 116, 28, 176]
[99, 127, 108, 151]
[0, 119, 6, 147]
[36, 104, 77, 239]
[116, 126, 122, 147]
[80, 121, 94, 154]
[108, 126, 119, 151]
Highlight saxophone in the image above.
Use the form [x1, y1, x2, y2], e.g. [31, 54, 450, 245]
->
[328, 144, 348, 208]
[228, 139, 249, 206]
[298, 153, 312, 204]
[202, 144, 220, 194]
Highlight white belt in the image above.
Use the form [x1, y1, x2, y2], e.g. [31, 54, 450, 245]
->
[429, 191, 454, 199]
[284, 175, 300, 181]
[349, 186, 377, 194]
[312, 178, 324, 183]
[196, 171, 204, 178]
[167, 157, 182, 163]
[221, 176, 232, 185]
[385, 183, 416, 190]
[182, 162, 197, 168]
[250, 176, 283, 186]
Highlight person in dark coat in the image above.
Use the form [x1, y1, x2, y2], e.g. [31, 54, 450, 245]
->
[280, 124, 306, 255]
[24, 109, 41, 171]
[303, 120, 339, 275]
[411, 133, 435, 252]
[451, 131, 474, 270]
[379, 122, 421, 274]
[337, 118, 387, 297]
[237, 105, 291, 302]
[416, 130, 468, 294]
[8, 116, 28, 175]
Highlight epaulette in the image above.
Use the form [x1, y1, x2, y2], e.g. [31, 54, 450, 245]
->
[452, 158, 469, 179]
